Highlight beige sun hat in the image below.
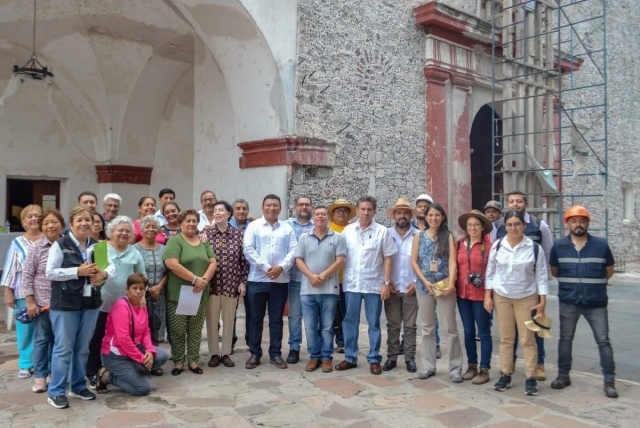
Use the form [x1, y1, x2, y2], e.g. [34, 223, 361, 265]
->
[328, 198, 357, 221]
[524, 313, 553, 339]
[458, 210, 493, 234]
[386, 198, 418, 220]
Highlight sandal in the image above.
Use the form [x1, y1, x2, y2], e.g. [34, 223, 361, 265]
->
[18, 369, 32, 379]
[171, 366, 184, 376]
[96, 367, 109, 394]
[150, 368, 164, 376]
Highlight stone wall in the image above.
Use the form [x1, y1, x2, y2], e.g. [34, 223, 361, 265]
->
[293, 0, 429, 222]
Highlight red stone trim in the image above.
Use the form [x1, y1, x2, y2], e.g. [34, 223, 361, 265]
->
[95, 165, 153, 185]
[238, 137, 335, 169]
[414, 1, 494, 48]
[424, 67, 450, 84]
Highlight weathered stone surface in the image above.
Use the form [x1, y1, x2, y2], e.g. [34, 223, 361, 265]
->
[235, 403, 270, 416]
[96, 411, 164, 428]
[431, 407, 493, 428]
[169, 409, 212, 423]
[313, 377, 367, 398]
[300, 395, 327, 408]
[358, 375, 402, 388]
[497, 404, 544, 419]
[537, 414, 600, 428]
[414, 391, 461, 412]
[408, 377, 450, 392]
[320, 401, 366, 420]
[252, 403, 318, 426]
[175, 397, 235, 408]
[373, 396, 409, 408]
[246, 380, 281, 389]
[211, 415, 254, 428]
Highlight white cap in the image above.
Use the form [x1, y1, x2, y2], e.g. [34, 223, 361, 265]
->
[414, 194, 434, 205]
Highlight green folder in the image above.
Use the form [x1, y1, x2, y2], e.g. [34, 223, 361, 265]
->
[92, 241, 109, 286]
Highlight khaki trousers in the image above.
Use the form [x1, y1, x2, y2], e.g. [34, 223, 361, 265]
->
[206, 294, 239, 356]
[416, 291, 462, 374]
[493, 292, 538, 378]
[384, 292, 418, 361]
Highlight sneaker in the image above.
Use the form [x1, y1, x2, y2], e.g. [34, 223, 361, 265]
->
[68, 389, 96, 401]
[525, 377, 538, 396]
[88, 375, 98, 390]
[48, 395, 69, 409]
[418, 370, 436, 380]
[462, 364, 478, 381]
[436, 346, 442, 359]
[494, 374, 512, 392]
[472, 367, 490, 385]
[535, 364, 546, 381]
[550, 375, 571, 389]
[450, 372, 463, 383]
[335, 345, 345, 354]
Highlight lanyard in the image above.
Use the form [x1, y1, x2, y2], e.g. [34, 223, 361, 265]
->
[466, 238, 485, 276]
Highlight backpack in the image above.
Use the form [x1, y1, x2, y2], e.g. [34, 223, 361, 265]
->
[494, 237, 541, 273]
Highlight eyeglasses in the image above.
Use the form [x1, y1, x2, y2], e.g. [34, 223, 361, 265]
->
[297, 203, 311, 207]
[505, 222, 523, 228]
[202, 198, 216, 203]
[264, 204, 280, 209]
[334, 208, 349, 214]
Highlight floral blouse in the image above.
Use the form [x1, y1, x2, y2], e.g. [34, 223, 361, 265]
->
[200, 225, 249, 298]
[415, 230, 450, 295]
[159, 225, 181, 243]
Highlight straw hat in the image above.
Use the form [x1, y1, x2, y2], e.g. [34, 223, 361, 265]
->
[458, 210, 493, 234]
[525, 313, 552, 339]
[386, 198, 418, 220]
[328, 198, 357, 221]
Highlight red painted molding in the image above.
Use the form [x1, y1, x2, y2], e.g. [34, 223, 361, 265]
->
[95, 165, 153, 185]
[424, 67, 450, 84]
[414, 1, 494, 48]
[238, 137, 335, 169]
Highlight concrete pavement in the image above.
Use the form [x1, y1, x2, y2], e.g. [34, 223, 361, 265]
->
[1, 304, 639, 428]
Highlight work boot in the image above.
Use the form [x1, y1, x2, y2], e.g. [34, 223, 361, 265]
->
[472, 367, 490, 385]
[604, 382, 619, 398]
[550, 375, 571, 389]
[462, 364, 478, 381]
[535, 364, 546, 381]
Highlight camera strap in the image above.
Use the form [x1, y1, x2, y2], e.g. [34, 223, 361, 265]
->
[466, 238, 485, 279]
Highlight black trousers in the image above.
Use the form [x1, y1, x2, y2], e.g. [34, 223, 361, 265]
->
[86, 311, 109, 378]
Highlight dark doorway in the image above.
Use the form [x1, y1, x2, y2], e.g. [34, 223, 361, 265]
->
[5, 178, 60, 232]
[470, 105, 502, 211]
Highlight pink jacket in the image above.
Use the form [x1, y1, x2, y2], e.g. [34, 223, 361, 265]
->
[101, 298, 156, 363]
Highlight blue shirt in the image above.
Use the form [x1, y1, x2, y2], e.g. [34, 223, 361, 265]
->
[286, 218, 314, 283]
[230, 218, 250, 232]
[549, 234, 614, 307]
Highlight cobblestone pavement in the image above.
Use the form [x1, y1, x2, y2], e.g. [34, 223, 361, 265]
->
[0, 304, 638, 428]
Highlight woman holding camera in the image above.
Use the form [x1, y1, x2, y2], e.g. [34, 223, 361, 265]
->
[485, 210, 548, 396]
[456, 210, 493, 385]
[411, 203, 462, 382]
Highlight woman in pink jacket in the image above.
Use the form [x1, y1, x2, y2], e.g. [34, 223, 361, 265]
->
[97, 273, 168, 395]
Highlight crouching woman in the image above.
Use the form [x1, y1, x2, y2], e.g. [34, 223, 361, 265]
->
[98, 273, 168, 395]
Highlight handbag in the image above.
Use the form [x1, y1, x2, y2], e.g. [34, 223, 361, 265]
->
[146, 293, 162, 335]
[122, 298, 150, 373]
[432, 278, 450, 297]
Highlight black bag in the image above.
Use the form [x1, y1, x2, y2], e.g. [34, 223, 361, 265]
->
[123, 298, 150, 373]
[146, 294, 162, 336]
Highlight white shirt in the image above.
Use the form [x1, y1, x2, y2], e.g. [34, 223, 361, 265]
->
[155, 209, 167, 227]
[243, 216, 297, 283]
[46, 233, 116, 282]
[485, 236, 549, 299]
[489, 212, 553, 262]
[343, 221, 397, 294]
[197, 209, 215, 231]
[388, 226, 419, 293]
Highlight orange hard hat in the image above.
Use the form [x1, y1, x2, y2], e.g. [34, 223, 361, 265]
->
[564, 205, 591, 222]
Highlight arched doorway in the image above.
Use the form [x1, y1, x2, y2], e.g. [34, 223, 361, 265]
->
[470, 104, 502, 210]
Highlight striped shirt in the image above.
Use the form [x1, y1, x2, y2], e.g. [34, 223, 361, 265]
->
[1, 236, 38, 299]
[18, 236, 55, 306]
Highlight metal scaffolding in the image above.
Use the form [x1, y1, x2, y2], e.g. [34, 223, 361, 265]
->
[490, 0, 609, 238]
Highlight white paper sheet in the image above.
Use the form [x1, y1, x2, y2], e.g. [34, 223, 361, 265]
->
[175, 285, 203, 316]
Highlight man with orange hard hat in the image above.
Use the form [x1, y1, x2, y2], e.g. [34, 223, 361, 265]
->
[548, 205, 618, 398]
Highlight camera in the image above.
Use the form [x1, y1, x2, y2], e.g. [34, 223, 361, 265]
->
[468, 273, 482, 288]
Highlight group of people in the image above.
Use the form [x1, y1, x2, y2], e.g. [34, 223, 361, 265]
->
[1, 188, 619, 410]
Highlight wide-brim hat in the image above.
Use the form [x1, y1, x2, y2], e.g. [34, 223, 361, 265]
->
[458, 210, 493, 234]
[328, 198, 357, 221]
[524, 313, 552, 339]
[386, 198, 418, 220]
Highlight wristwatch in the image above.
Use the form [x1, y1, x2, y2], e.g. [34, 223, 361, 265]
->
[384, 281, 391, 286]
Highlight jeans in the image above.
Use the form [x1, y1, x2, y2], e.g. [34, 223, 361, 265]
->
[48, 308, 100, 398]
[457, 297, 492, 368]
[102, 347, 169, 396]
[32, 310, 54, 378]
[246, 281, 288, 359]
[301, 294, 338, 361]
[558, 303, 615, 382]
[287, 281, 303, 352]
[513, 329, 545, 365]
[333, 285, 346, 347]
[14, 298, 34, 369]
[343, 292, 382, 364]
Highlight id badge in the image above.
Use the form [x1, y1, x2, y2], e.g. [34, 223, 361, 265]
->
[429, 260, 438, 272]
[83, 283, 92, 297]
